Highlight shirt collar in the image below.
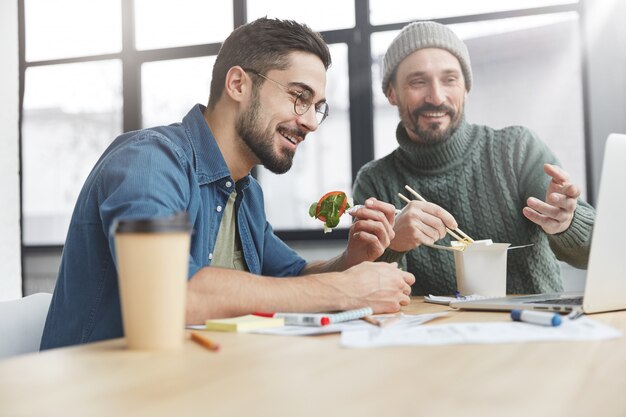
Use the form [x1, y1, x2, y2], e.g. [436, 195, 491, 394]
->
[181, 104, 251, 189]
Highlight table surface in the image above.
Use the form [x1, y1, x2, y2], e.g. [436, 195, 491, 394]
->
[1, 298, 625, 417]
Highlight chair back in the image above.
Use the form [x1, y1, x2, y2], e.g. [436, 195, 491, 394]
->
[0, 293, 52, 359]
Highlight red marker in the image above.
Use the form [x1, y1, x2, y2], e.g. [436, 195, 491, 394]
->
[253, 312, 330, 326]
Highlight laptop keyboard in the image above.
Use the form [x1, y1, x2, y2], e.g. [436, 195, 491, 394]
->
[526, 296, 583, 306]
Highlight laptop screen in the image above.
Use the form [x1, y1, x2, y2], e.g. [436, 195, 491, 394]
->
[582, 133, 626, 313]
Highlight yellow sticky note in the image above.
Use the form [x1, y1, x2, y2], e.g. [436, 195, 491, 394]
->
[205, 315, 284, 332]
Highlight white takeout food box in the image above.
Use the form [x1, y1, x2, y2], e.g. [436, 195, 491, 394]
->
[450, 239, 510, 297]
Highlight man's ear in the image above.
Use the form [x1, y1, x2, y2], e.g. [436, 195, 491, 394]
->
[386, 85, 398, 106]
[224, 66, 251, 103]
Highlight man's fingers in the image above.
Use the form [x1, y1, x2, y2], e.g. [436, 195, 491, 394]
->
[526, 197, 571, 222]
[522, 206, 561, 231]
[352, 199, 395, 236]
[538, 194, 568, 212]
[547, 193, 577, 212]
[351, 223, 388, 253]
[354, 217, 395, 243]
[544, 163, 570, 184]
[399, 295, 411, 306]
[402, 271, 416, 286]
[421, 202, 458, 230]
[531, 190, 577, 216]
[545, 164, 581, 199]
[405, 201, 458, 237]
[410, 224, 445, 245]
[365, 197, 396, 225]
[561, 183, 581, 199]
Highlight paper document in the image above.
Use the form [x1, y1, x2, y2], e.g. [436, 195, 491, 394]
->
[341, 317, 621, 348]
[424, 294, 493, 306]
[250, 313, 447, 336]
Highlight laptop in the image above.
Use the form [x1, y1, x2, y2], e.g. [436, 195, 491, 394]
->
[451, 133, 626, 314]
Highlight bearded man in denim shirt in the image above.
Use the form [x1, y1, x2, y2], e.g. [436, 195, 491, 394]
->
[41, 18, 415, 349]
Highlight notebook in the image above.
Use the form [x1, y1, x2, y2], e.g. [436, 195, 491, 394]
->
[205, 315, 284, 332]
[451, 133, 626, 314]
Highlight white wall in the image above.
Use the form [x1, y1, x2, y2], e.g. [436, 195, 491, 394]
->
[0, 0, 22, 299]
[584, 0, 626, 198]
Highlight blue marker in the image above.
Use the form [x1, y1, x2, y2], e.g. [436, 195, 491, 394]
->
[511, 309, 562, 327]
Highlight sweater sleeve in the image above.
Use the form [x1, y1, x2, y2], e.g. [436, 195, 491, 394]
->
[515, 128, 595, 269]
[352, 163, 377, 205]
[547, 201, 594, 269]
[353, 161, 408, 267]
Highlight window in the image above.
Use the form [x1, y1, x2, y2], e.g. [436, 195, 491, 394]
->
[24, 0, 121, 61]
[20, 0, 586, 246]
[369, 0, 578, 25]
[141, 56, 216, 128]
[247, 0, 355, 31]
[22, 60, 123, 244]
[134, 0, 233, 50]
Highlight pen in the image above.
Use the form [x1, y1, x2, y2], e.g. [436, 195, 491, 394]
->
[253, 312, 330, 326]
[190, 331, 220, 352]
[511, 309, 562, 327]
[361, 315, 382, 326]
[327, 307, 374, 324]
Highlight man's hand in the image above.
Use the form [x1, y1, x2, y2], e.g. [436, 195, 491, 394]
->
[342, 198, 396, 268]
[523, 163, 580, 235]
[389, 200, 458, 252]
[336, 261, 415, 313]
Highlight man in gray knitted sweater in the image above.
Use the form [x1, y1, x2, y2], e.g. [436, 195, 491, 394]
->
[353, 21, 595, 296]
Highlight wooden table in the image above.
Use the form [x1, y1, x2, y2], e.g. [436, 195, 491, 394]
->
[1, 299, 625, 417]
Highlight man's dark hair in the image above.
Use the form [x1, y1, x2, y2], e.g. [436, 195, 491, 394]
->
[207, 17, 331, 109]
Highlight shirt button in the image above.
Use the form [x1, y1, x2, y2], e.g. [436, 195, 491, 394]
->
[225, 181, 232, 188]
[209, 253, 213, 260]
[216, 205, 222, 212]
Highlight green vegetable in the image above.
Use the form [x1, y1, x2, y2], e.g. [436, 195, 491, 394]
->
[309, 191, 351, 231]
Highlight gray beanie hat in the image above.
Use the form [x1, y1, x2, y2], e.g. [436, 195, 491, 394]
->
[381, 21, 472, 94]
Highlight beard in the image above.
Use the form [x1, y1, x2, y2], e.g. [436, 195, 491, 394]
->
[402, 102, 464, 143]
[235, 91, 302, 175]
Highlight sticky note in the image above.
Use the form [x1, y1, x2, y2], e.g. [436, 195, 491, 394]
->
[205, 315, 284, 332]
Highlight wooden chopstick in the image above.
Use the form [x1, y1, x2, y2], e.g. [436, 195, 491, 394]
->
[403, 185, 475, 243]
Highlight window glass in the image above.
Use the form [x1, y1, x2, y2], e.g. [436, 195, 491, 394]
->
[134, 0, 233, 50]
[371, 12, 587, 197]
[369, 0, 578, 25]
[141, 56, 216, 128]
[24, 0, 121, 61]
[22, 60, 123, 245]
[259, 44, 352, 231]
[247, 0, 355, 31]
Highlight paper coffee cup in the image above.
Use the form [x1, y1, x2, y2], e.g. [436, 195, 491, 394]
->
[113, 212, 191, 350]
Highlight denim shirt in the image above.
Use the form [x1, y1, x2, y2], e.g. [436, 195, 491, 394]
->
[41, 104, 307, 350]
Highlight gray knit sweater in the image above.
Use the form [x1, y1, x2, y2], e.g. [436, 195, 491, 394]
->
[353, 119, 595, 296]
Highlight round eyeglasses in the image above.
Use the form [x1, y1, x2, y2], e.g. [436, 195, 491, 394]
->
[244, 69, 329, 125]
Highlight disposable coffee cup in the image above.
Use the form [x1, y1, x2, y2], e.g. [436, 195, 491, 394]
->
[452, 240, 510, 297]
[113, 212, 192, 350]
